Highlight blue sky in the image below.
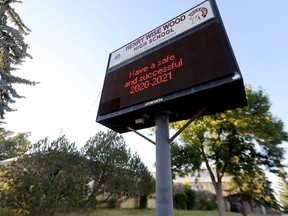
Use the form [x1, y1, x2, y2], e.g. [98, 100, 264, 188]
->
[5, 0, 288, 172]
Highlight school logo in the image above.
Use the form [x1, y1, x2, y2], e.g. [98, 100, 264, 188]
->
[115, 54, 121, 60]
[188, 7, 208, 24]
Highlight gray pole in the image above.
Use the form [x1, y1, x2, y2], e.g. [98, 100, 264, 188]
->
[155, 113, 174, 216]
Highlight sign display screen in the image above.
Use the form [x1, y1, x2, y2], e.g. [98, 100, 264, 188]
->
[98, 23, 233, 116]
[96, 0, 247, 133]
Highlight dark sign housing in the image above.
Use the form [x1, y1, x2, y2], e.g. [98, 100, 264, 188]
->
[97, 0, 247, 133]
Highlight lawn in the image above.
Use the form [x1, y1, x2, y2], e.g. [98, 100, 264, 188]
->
[0, 208, 266, 216]
[62, 209, 263, 216]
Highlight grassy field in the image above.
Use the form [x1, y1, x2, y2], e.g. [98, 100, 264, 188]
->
[1, 208, 268, 216]
[61, 209, 264, 216]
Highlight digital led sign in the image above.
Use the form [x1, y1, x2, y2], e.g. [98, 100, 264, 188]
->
[96, 0, 247, 133]
[99, 23, 234, 116]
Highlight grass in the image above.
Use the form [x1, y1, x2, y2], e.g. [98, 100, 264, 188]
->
[0, 208, 14, 216]
[1, 208, 268, 216]
[61, 209, 265, 216]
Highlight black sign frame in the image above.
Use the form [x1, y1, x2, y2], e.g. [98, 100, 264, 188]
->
[96, 0, 247, 133]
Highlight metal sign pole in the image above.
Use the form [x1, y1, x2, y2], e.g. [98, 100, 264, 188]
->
[127, 106, 208, 215]
[155, 113, 174, 216]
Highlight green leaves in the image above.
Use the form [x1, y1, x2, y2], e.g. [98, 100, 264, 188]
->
[228, 164, 278, 210]
[278, 168, 288, 210]
[171, 87, 287, 177]
[0, 128, 31, 160]
[0, 136, 90, 215]
[82, 130, 155, 203]
[0, 130, 155, 214]
[170, 87, 287, 213]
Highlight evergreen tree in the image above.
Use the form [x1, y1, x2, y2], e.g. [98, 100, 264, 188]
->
[81, 130, 155, 208]
[0, 0, 37, 121]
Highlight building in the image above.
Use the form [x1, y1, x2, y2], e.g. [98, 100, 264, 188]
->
[174, 169, 231, 196]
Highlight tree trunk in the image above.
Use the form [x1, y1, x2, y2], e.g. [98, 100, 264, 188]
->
[202, 146, 226, 216]
[215, 183, 226, 216]
[241, 200, 249, 216]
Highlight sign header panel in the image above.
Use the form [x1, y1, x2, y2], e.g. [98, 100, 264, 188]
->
[108, 1, 215, 69]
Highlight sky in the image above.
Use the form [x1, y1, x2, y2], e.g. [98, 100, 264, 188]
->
[4, 0, 288, 174]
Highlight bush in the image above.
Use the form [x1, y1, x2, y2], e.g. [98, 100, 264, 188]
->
[206, 200, 218, 210]
[173, 182, 217, 211]
[174, 193, 187, 210]
[184, 187, 196, 210]
[139, 196, 148, 209]
[0, 137, 91, 216]
[193, 190, 217, 210]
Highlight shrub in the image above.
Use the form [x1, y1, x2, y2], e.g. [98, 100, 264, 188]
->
[139, 196, 148, 209]
[193, 190, 217, 210]
[174, 193, 187, 210]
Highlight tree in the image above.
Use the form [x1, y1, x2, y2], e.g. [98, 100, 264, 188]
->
[227, 163, 278, 216]
[0, 0, 37, 121]
[0, 136, 91, 216]
[277, 168, 288, 212]
[170, 87, 288, 216]
[0, 131, 155, 214]
[0, 128, 31, 160]
[81, 130, 155, 208]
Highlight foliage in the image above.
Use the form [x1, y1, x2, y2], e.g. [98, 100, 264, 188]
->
[0, 128, 31, 160]
[173, 183, 216, 211]
[277, 168, 288, 211]
[0, 207, 14, 216]
[184, 184, 196, 210]
[0, 131, 155, 214]
[193, 190, 217, 210]
[174, 192, 188, 210]
[81, 130, 155, 208]
[0, 136, 91, 216]
[0, 208, 270, 216]
[0, 0, 37, 121]
[170, 87, 288, 216]
[227, 164, 279, 216]
[139, 195, 148, 209]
